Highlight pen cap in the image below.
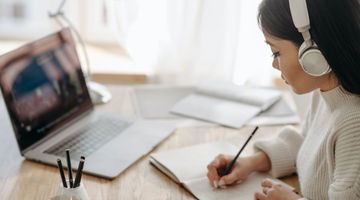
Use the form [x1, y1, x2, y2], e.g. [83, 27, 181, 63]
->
[56, 180, 89, 200]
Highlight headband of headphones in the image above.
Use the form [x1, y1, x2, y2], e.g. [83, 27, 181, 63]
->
[289, 0, 312, 45]
[288, 0, 331, 76]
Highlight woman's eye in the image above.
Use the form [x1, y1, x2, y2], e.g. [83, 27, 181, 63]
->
[271, 52, 280, 58]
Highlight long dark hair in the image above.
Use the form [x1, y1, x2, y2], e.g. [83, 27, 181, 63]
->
[258, 0, 360, 95]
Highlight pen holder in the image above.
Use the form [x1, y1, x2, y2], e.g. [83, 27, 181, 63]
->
[56, 181, 90, 200]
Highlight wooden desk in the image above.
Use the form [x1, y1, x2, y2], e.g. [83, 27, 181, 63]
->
[0, 85, 299, 200]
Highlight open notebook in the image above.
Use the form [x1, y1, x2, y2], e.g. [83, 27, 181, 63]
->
[150, 141, 293, 199]
[170, 82, 282, 128]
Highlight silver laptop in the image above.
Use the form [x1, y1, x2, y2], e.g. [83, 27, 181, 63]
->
[0, 28, 175, 179]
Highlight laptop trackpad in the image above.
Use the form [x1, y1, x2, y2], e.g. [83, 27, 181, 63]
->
[85, 119, 175, 178]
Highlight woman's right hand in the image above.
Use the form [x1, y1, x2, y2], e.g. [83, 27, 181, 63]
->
[207, 151, 271, 188]
[206, 154, 256, 188]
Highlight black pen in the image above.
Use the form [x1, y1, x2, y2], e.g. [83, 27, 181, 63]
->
[56, 159, 68, 188]
[73, 156, 85, 188]
[66, 149, 73, 188]
[218, 126, 259, 177]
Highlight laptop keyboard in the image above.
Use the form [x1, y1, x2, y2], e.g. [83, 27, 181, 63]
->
[44, 116, 131, 158]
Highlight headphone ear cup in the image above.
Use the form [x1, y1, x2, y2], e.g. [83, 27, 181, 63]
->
[298, 42, 331, 76]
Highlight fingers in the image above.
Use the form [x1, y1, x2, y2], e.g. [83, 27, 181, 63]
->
[209, 154, 229, 168]
[219, 171, 241, 186]
[206, 170, 220, 187]
[254, 192, 267, 200]
[207, 154, 230, 187]
[261, 178, 276, 188]
[262, 187, 270, 195]
[257, 179, 294, 200]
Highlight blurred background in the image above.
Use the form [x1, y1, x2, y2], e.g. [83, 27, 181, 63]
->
[0, 0, 282, 87]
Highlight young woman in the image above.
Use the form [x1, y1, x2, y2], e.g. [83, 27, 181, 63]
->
[207, 0, 360, 199]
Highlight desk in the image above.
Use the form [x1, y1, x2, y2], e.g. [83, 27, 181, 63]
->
[0, 84, 299, 200]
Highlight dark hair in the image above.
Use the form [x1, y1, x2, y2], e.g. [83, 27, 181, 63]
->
[258, 0, 360, 95]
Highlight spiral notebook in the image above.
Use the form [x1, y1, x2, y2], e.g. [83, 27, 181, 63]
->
[150, 141, 293, 199]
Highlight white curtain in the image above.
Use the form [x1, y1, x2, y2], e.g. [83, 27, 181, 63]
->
[232, 0, 277, 86]
[109, 0, 274, 86]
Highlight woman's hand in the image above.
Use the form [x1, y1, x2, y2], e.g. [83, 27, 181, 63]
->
[207, 152, 266, 188]
[255, 179, 302, 200]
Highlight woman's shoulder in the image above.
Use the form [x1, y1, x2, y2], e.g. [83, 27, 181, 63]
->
[327, 106, 360, 152]
[332, 99, 360, 138]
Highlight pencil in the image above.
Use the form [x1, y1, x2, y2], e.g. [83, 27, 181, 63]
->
[66, 149, 73, 188]
[56, 159, 68, 188]
[219, 126, 259, 176]
[74, 156, 85, 188]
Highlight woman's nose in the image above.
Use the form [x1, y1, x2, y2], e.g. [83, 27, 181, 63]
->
[272, 58, 280, 70]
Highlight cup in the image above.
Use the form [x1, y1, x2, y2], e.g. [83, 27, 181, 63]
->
[55, 181, 90, 200]
[50, 195, 80, 200]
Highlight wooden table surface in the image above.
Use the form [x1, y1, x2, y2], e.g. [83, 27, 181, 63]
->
[0, 84, 299, 200]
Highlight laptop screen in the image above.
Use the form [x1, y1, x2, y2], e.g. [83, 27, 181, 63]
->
[0, 28, 93, 151]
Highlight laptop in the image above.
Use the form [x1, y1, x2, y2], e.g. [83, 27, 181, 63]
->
[0, 28, 175, 179]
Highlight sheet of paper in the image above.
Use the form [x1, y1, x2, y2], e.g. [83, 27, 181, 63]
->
[132, 85, 298, 127]
[247, 98, 299, 126]
[131, 85, 195, 118]
[196, 81, 281, 108]
[171, 94, 261, 128]
[184, 173, 270, 200]
[131, 85, 213, 127]
[247, 115, 300, 126]
[185, 176, 295, 200]
[259, 98, 295, 116]
[151, 141, 295, 200]
[151, 142, 239, 182]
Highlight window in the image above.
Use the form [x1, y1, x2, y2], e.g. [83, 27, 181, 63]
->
[0, 0, 117, 43]
[0, 1, 279, 85]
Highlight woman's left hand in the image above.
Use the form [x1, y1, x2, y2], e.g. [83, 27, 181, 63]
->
[254, 179, 302, 200]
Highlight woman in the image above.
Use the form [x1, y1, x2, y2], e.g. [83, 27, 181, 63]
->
[207, 0, 360, 199]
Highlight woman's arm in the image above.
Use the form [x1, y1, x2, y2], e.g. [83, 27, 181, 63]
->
[250, 150, 272, 172]
[328, 118, 360, 199]
[254, 126, 304, 178]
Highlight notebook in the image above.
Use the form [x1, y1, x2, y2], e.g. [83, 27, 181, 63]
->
[150, 141, 293, 200]
[170, 81, 282, 128]
[131, 85, 299, 126]
[246, 98, 299, 126]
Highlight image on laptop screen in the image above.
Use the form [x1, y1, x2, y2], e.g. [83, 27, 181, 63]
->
[0, 29, 93, 151]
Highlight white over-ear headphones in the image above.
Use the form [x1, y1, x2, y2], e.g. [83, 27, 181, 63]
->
[288, 0, 331, 76]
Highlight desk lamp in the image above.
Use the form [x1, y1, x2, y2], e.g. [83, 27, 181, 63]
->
[48, 0, 112, 104]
